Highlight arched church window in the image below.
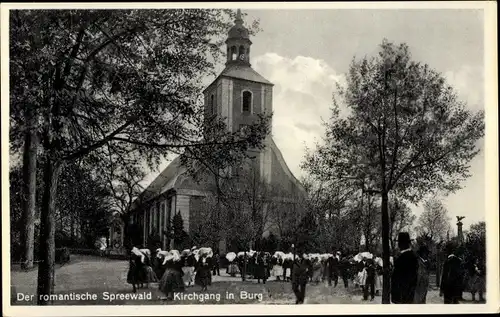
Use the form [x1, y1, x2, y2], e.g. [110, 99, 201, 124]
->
[242, 90, 252, 113]
[231, 46, 237, 60]
[239, 46, 245, 58]
[210, 94, 214, 114]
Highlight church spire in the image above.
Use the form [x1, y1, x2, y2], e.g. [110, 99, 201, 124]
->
[235, 9, 243, 24]
[226, 9, 252, 66]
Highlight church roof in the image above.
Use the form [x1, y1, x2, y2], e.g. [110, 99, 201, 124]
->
[221, 64, 273, 85]
[138, 156, 185, 201]
[268, 138, 306, 195]
[203, 64, 273, 93]
[135, 135, 305, 210]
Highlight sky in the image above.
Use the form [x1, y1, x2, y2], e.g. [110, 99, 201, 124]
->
[144, 9, 486, 232]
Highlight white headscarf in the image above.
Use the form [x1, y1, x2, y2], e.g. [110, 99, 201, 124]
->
[131, 247, 145, 264]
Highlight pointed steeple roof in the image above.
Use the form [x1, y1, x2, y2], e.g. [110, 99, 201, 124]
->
[227, 8, 250, 41]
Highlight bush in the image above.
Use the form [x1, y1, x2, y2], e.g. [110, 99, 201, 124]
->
[55, 247, 71, 264]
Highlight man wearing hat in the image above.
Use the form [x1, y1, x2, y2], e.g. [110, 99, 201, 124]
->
[391, 232, 418, 304]
[291, 251, 312, 304]
[327, 250, 340, 287]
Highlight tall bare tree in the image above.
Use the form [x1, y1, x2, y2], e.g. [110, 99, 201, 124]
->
[415, 198, 452, 243]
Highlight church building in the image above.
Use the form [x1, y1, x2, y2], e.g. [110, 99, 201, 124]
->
[129, 10, 305, 252]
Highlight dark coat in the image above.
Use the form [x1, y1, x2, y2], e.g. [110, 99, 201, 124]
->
[327, 256, 340, 276]
[292, 258, 312, 284]
[440, 255, 464, 299]
[365, 261, 376, 283]
[391, 250, 419, 304]
[185, 254, 196, 267]
[254, 254, 268, 279]
[339, 257, 349, 276]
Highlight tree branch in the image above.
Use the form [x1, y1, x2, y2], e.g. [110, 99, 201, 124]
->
[62, 118, 136, 161]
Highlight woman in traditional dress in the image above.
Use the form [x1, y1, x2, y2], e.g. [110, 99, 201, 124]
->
[282, 255, 293, 282]
[311, 257, 323, 285]
[374, 260, 383, 296]
[320, 255, 329, 282]
[181, 249, 196, 287]
[271, 254, 284, 281]
[141, 248, 158, 283]
[226, 252, 239, 277]
[414, 245, 430, 303]
[254, 252, 268, 284]
[355, 259, 367, 289]
[467, 259, 486, 302]
[195, 253, 212, 291]
[153, 249, 167, 281]
[237, 253, 247, 281]
[159, 250, 185, 300]
[248, 252, 258, 279]
[127, 247, 157, 292]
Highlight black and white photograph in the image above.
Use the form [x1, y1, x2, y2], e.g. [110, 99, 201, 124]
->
[2, 2, 498, 316]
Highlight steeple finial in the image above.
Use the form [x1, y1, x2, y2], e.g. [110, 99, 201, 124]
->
[235, 9, 243, 24]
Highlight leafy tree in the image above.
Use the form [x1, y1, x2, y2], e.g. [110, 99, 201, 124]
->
[294, 211, 320, 253]
[464, 221, 486, 266]
[388, 195, 416, 250]
[190, 195, 225, 249]
[302, 39, 484, 303]
[10, 160, 112, 259]
[10, 9, 268, 304]
[415, 198, 452, 243]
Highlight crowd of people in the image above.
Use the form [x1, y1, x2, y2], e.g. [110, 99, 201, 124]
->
[391, 232, 485, 304]
[125, 233, 485, 304]
[127, 246, 214, 299]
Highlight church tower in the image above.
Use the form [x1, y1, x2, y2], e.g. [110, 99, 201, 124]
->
[203, 9, 273, 183]
[135, 10, 307, 250]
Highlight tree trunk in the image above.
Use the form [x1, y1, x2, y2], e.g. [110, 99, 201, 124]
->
[70, 214, 75, 246]
[381, 190, 391, 304]
[20, 124, 38, 269]
[36, 159, 61, 305]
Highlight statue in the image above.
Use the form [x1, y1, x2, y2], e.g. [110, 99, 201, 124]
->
[456, 216, 465, 244]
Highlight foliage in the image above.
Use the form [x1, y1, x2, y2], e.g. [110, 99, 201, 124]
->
[10, 160, 111, 257]
[10, 9, 268, 302]
[464, 221, 486, 265]
[415, 198, 452, 243]
[172, 212, 191, 250]
[388, 195, 416, 248]
[301, 39, 484, 303]
[257, 233, 279, 252]
[303, 39, 484, 202]
[294, 210, 320, 253]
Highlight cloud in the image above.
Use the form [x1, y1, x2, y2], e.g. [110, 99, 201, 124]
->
[252, 53, 485, 228]
[253, 53, 346, 178]
[444, 65, 484, 112]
